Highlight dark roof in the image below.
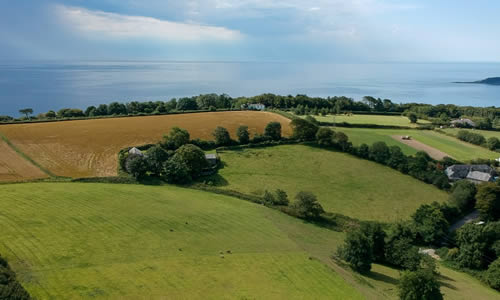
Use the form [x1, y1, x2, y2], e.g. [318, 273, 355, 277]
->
[446, 164, 496, 181]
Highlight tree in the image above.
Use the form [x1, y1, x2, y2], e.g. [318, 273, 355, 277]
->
[84, 106, 96, 116]
[449, 180, 477, 212]
[485, 258, 500, 290]
[487, 137, 500, 151]
[213, 126, 231, 146]
[263, 190, 275, 205]
[172, 144, 207, 178]
[369, 141, 390, 164]
[146, 145, 170, 175]
[333, 131, 351, 151]
[126, 155, 149, 179]
[476, 183, 500, 221]
[162, 127, 190, 150]
[176, 97, 198, 111]
[0, 256, 31, 299]
[264, 122, 282, 140]
[19, 108, 33, 119]
[357, 143, 370, 159]
[108, 102, 127, 115]
[316, 127, 334, 146]
[412, 202, 449, 245]
[387, 146, 408, 172]
[339, 229, 374, 273]
[94, 104, 109, 116]
[361, 223, 386, 262]
[236, 126, 250, 144]
[274, 189, 289, 206]
[293, 191, 324, 219]
[455, 223, 490, 269]
[384, 222, 422, 270]
[408, 112, 418, 124]
[45, 110, 56, 119]
[398, 269, 443, 300]
[163, 156, 191, 184]
[290, 118, 319, 141]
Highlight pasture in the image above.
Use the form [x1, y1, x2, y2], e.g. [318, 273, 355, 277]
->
[0, 182, 361, 299]
[213, 145, 448, 222]
[336, 128, 499, 161]
[442, 128, 500, 140]
[306, 114, 431, 127]
[0, 111, 291, 179]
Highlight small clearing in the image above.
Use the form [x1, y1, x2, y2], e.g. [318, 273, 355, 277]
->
[391, 135, 453, 160]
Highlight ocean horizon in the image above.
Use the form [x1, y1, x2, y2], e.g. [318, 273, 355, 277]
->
[1, 61, 499, 117]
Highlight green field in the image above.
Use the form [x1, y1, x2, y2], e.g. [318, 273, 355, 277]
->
[443, 128, 500, 140]
[335, 128, 500, 161]
[214, 145, 448, 222]
[305, 114, 431, 127]
[0, 182, 363, 299]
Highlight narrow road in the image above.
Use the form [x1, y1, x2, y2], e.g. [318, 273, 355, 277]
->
[449, 210, 480, 232]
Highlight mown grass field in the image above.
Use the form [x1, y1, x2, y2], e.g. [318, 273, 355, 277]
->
[0, 111, 291, 179]
[336, 128, 499, 161]
[305, 114, 431, 127]
[0, 182, 362, 299]
[213, 145, 448, 222]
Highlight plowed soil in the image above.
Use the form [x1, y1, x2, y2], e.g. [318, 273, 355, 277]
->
[392, 135, 453, 160]
[0, 111, 291, 178]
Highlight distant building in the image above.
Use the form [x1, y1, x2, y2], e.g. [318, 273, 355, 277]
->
[247, 103, 266, 111]
[128, 147, 144, 156]
[445, 164, 496, 183]
[202, 153, 219, 175]
[205, 154, 218, 166]
[450, 118, 476, 128]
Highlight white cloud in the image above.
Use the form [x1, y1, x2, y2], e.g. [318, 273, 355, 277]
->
[55, 5, 243, 42]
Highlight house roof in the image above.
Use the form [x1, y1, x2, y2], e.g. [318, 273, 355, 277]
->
[467, 171, 492, 182]
[450, 118, 476, 126]
[445, 164, 496, 182]
[129, 147, 144, 156]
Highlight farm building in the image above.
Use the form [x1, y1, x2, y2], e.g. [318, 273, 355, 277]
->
[450, 118, 476, 128]
[129, 147, 144, 156]
[247, 103, 266, 111]
[202, 153, 219, 175]
[445, 164, 496, 183]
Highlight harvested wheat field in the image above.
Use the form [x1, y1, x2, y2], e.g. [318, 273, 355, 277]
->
[0, 111, 291, 178]
[0, 138, 47, 182]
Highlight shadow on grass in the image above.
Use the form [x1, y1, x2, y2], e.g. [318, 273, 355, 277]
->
[366, 271, 399, 285]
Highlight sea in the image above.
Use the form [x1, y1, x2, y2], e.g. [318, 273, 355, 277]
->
[0, 61, 499, 117]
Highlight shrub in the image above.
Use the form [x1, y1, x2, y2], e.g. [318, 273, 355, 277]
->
[316, 127, 334, 146]
[173, 144, 208, 178]
[338, 229, 374, 273]
[357, 143, 370, 159]
[369, 141, 390, 164]
[290, 118, 319, 141]
[487, 137, 500, 151]
[145, 145, 170, 175]
[213, 126, 231, 146]
[449, 180, 477, 212]
[485, 258, 500, 290]
[398, 269, 443, 300]
[0, 255, 31, 299]
[264, 122, 282, 141]
[476, 183, 500, 221]
[293, 191, 324, 219]
[125, 155, 149, 179]
[163, 156, 191, 184]
[274, 189, 289, 206]
[263, 190, 275, 205]
[456, 130, 486, 146]
[236, 126, 250, 144]
[408, 113, 418, 124]
[162, 127, 190, 150]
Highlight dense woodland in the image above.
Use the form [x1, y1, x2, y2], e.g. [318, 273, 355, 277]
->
[2, 93, 499, 129]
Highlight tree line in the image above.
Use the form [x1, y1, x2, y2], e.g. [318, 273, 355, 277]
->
[0, 254, 31, 299]
[4, 93, 499, 129]
[455, 130, 500, 151]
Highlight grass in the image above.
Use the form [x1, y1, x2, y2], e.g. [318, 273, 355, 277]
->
[305, 114, 431, 127]
[442, 128, 500, 140]
[0, 111, 291, 179]
[212, 145, 448, 222]
[0, 182, 362, 299]
[335, 128, 500, 161]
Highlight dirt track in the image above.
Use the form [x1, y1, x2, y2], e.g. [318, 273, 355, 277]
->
[391, 135, 454, 160]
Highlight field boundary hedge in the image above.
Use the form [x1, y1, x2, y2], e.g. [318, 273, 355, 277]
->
[0, 254, 32, 299]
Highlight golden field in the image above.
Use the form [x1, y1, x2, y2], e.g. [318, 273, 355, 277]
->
[0, 138, 48, 182]
[0, 111, 291, 179]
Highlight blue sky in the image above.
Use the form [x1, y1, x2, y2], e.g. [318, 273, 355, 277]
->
[1, 0, 499, 62]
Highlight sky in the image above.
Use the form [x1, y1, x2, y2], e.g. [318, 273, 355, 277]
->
[1, 0, 500, 62]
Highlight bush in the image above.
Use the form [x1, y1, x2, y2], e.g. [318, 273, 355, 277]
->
[449, 180, 477, 212]
[163, 156, 192, 184]
[485, 258, 500, 290]
[398, 269, 443, 300]
[412, 202, 449, 245]
[369, 141, 390, 164]
[236, 126, 250, 144]
[476, 183, 500, 221]
[213, 126, 231, 146]
[125, 155, 149, 179]
[0, 255, 31, 299]
[264, 122, 282, 141]
[315, 127, 334, 146]
[487, 137, 500, 151]
[162, 127, 190, 150]
[456, 130, 486, 146]
[145, 145, 170, 175]
[338, 229, 374, 273]
[290, 118, 319, 141]
[293, 191, 324, 219]
[274, 189, 289, 206]
[408, 113, 418, 124]
[173, 144, 208, 178]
